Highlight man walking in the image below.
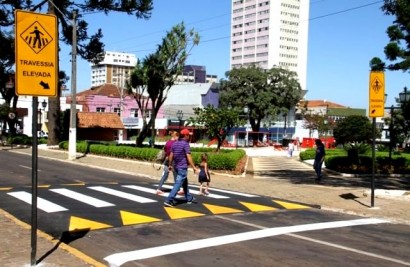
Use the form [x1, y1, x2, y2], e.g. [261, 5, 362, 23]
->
[164, 128, 198, 207]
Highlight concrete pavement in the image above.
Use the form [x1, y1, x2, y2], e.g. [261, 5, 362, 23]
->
[0, 145, 409, 266]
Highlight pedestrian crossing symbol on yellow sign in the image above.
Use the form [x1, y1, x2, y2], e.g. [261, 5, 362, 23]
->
[368, 71, 385, 118]
[20, 21, 53, 54]
[15, 10, 57, 97]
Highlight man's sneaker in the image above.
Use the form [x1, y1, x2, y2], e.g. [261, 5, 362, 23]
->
[164, 200, 175, 207]
[187, 197, 196, 204]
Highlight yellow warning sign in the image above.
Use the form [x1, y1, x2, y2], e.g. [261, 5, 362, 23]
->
[369, 71, 385, 118]
[15, 10, 57, 96]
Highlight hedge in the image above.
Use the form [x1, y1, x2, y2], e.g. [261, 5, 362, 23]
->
[58, 141, 246, 171]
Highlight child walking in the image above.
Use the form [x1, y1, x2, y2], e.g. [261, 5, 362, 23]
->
[198, 153, 211, 196]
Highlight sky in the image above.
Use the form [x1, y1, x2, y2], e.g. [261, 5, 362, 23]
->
[59, 0, 408, 111]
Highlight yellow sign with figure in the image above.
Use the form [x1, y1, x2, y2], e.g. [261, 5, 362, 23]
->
[15, 10, 57, 96]
[369, 71, 385, 118]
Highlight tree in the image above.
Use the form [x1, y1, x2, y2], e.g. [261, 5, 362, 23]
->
[303, 112, 337, 139]
[188, 105, 243, 151]
[128, 23, 200, 147]
[219, 65, 302, 145]
[371, 0, 410, 146]
[0, 0, 153, 144]
[333, 115, 373, 145]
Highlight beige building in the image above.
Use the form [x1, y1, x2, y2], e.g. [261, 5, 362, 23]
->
[230, 0, 310, 90]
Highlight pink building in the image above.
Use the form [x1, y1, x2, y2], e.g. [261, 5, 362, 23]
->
[69, 83, 165, 140]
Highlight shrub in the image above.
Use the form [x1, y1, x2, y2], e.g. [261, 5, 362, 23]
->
[58, 141, 246, 171]
[325, 155, 409, 174]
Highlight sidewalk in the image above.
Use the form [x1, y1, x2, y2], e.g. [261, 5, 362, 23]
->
[1, 145, 409, 266]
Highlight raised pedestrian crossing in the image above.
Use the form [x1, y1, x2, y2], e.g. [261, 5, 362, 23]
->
[1, 183, 314, 235]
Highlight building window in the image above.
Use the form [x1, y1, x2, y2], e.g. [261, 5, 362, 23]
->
[144, 110, 152, 119]
[113, 107, 121, 116]
[96, 107, 105, 112]
[130, 108, 139, 117]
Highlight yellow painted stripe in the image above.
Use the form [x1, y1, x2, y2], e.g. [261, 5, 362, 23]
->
[0, 209, 106, 267]
[239, 201, 278, 212]
[38, 185, 51, 188]
[273, 200, 311, 210]
[203, 203, 244, 214]
[62, 183, 86, 186]
[164, 207, 205, 219]
[69, 216, 112, 232]
[0, 187, 12, 191]
[120, 210, 162, 225]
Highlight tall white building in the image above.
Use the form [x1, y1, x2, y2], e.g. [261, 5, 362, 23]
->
[230, 0, 309, 90]
[90, 51, 137, 87]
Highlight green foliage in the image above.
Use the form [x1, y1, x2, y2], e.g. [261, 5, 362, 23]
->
[326, 155, 409, 174]
[191, 149, 246, 170]
[299, 148, 346, 161]
[58, 142, 246, 171]
[7, 134, 32, 145]
[343, 142, 371, 164]
[300, 148, 410, 174]
[378, 0, 410, 72]
[188, 105, 241, 151]
[219, 65, 302, 133]
[128, 22, 200, 147]
[333, 115, 373, 145]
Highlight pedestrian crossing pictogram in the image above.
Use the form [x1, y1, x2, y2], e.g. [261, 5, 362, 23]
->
[19, 21, 53, 54]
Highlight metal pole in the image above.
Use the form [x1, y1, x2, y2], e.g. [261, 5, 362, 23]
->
[31, 97, 39, 266]
[68, 10, 77, 160]
[371, 118, 375, 207]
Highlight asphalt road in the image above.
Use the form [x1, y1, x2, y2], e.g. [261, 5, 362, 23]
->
[1, 151, 409, 267]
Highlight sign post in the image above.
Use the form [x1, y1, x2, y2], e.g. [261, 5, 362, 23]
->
[369, 71, 385, 208]
[15, 10, 57, 266]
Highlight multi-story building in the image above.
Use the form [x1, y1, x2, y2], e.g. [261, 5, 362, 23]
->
[230, 0, 309, 90]
[174, 65, 219, 84]
[90, 51, 137, 87]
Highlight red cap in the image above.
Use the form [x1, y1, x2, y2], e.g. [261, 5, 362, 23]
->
[180, 128, 193, 135]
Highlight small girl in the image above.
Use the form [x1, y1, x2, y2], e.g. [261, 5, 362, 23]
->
[198, 153, 211, 196]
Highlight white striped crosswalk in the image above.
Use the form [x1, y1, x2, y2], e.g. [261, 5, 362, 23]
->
[50, 188, 115, 208]
[5, 184, 260, 213]
[7, 191, 68, 213]
[88, 186, 157, 203]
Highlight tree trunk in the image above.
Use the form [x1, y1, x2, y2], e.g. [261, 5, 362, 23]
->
[47, 1, 61, 146]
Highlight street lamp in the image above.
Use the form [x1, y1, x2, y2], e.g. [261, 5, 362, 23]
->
[283, 113, 287, 140]
[399, 86, 410, 147]
[38, 99, 47, 136]
[243, 106, 249, 147]
[399, 86, 410, 102]
[176, 110, 184, 130]
[385, 105, 398, 161]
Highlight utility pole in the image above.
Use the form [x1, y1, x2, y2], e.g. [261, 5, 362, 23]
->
[68, 10, 77, 160]
[118, 67, 124, 142]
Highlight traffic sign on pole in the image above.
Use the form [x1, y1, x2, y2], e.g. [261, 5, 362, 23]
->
[15, 10, 57, 96]
[369, 71, 385, 118]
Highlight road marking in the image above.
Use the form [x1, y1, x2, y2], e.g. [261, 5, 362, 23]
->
[160, 184, 229, 199]
[7, 191, 67, 213]
[18, 164, 32, 170]
[88, 186, 156, 203]
[50, 188, 115, 207]
[122, 185, 184, 199]
[189, 185, 258, 197]
[122, 185, 157, 194]
[287, 233, 410, 266]
[104, 218, 387, 266]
